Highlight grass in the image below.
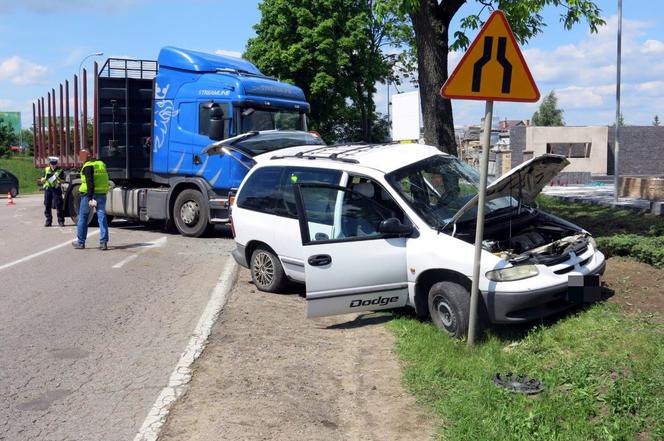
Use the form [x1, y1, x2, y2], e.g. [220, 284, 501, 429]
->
[388, 196, 664, 440]
[0, 155, 42, 194]
[388, 305, 664, 440]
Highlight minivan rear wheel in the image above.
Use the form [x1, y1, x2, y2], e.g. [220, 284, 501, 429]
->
[428, 282, 470, 339]
[250, 247, 287, 293]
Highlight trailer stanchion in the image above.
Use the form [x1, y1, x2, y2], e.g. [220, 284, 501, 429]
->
[74, 74, 80, 166]
[65, 80, 71, 167]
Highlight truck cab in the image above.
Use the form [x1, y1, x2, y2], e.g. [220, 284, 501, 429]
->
[92, 47, 311, 236]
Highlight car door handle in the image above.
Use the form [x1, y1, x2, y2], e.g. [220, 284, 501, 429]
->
[308, 254, 332, 266]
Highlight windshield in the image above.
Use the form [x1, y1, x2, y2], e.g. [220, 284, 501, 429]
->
[233, 131, 325, 155]
[386, 155, 517, 229]
[241, 108, 305, 132]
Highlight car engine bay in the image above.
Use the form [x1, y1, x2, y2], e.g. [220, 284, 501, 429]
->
[456, 209, 592, 266]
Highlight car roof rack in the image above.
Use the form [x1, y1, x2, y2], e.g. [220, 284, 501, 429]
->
[270, 143, 390, 164]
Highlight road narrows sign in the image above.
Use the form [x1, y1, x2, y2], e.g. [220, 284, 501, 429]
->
[441, 10, 540, 102]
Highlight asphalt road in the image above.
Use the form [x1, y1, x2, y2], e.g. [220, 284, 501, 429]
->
[0, 194, 235, 441]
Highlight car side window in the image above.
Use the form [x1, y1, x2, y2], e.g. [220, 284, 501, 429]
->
[298, 185, 394, 243]
[236, 167, 284, 214]
[0, 170, 6, 179]
[279, 167, 342, 218]
[346, 176, 406, 224]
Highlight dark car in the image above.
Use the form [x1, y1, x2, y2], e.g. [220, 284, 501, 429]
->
[0, 168, 19, 197]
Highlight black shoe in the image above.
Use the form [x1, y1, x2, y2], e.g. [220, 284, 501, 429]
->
[44, 222, 52, 227]
[99, 243, 108, 251]
[72, 241, 85, 249]
[58, 221, 65, 227]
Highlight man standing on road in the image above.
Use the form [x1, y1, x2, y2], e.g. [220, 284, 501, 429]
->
[72, 149, 110, 250]
[41, 156, 65, 227]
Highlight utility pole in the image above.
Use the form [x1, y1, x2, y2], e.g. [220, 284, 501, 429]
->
[614, 0, 622, 203]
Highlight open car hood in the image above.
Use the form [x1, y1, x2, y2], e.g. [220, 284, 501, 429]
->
[448, 154, 569, 226]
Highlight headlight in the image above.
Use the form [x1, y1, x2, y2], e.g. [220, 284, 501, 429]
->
[486, 265, 539, 282]
[588, 236, 597, 249]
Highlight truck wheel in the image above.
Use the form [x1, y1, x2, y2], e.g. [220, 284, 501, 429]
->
[250, 247, 287, 293]
[173, 189, 211, 237]
[428, 282, 470, 339]
[69, 185, 97, 226]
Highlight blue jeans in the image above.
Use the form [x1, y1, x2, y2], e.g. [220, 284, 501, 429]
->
[77, 194, 109, 245]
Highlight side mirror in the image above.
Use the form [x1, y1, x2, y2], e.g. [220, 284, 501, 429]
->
[208, 106, 225, 141]
[378, 218, 413, 237]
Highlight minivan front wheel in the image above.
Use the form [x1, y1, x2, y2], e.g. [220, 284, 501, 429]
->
[250, 247, 287, 293]
[428, 282, 470, 339]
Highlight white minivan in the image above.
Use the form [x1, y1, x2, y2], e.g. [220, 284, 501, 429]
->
[227, 142, 605, 337]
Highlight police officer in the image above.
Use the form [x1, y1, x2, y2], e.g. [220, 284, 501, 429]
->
[72, 149, 110, 250]
[41, 156, 65, 227]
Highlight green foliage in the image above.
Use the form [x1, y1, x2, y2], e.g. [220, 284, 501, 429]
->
[0, 117, 19, 158]
[532, 91, 564, 126]
[388, 305, 664, 440]
[537, 195, 664, 268]
[0, 156, 42, 193]
[445, 1, 606, 52]
[246, 0, 409, 143]
[596, 234, 664, 268]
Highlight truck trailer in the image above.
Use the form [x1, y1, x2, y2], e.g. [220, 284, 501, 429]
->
[32, 46, 310, 237]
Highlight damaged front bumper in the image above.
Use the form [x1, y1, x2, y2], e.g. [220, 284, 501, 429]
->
[482, 252, 606, 324]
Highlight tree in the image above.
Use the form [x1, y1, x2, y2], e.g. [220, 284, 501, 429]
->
[380, 0, 604, 155]
[245, 0, 407, 143]
[0, 117, 18, 158]
[653, 115, 660, 126]
[21, 128, 34, 155]
[531, 91, 564, 126]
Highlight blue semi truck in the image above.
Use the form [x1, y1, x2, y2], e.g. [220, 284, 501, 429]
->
[35, 47, 312, 236]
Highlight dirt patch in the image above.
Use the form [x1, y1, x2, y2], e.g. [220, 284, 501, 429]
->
[603, 257, 664, 321]
[159, 269, 435, 441]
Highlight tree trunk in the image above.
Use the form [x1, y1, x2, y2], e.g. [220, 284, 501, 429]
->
[410, 0, 457, 156]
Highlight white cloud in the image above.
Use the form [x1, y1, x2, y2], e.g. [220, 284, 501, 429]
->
[215, 49, 243, 59]
[0, 56, 48, 85]
[641, 39, 664, 54]
[0, 98, 13, 109]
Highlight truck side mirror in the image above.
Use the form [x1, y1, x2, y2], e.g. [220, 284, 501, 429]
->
[208, 106, 225, 141]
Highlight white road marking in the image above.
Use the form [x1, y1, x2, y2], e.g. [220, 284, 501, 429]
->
[111, 236, 167, 269]
[133, 258, 238, 441]
[0, 230, 99, 272]
[112, 254, 138, 269]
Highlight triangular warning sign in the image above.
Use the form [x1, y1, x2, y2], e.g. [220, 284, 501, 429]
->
[441, 10, 540, 102]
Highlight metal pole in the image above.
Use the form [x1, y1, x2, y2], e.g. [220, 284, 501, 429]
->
[468, 100, 493, 347]
[73, 74, 80, 166]
[614, 0, 622, 203]
[82, 68, 88, 151]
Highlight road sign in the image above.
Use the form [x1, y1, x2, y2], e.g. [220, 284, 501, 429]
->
[441, 10, 539, 102]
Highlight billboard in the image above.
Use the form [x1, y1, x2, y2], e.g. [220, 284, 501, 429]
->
[0, 111, 21, 138]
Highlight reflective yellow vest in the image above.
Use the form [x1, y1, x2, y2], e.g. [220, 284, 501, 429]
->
[43, 166, 63, 188]
[79, 160, 109, 195]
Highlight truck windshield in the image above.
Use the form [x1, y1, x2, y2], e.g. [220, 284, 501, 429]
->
[386, 155, 517, 229]
[232, 131, 325, 156]
[240, 108, 305, 132]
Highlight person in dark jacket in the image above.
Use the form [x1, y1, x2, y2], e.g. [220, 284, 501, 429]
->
[41, 156, 65, 227]
[72, 149, 110, 250]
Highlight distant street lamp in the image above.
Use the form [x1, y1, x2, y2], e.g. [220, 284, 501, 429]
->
[614, 0, 622, 203]
[78, 51, 103, 150]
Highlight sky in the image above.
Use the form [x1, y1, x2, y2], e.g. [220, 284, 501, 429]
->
[0, 0, 663, 129]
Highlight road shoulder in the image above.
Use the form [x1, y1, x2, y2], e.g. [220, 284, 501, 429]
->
[159, 269, 435, 441]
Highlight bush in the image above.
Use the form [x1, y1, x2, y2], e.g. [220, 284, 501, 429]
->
[597, 234, 664, 268]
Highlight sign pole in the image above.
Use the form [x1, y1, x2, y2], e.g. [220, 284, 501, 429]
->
[468, 99, 494, 347]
